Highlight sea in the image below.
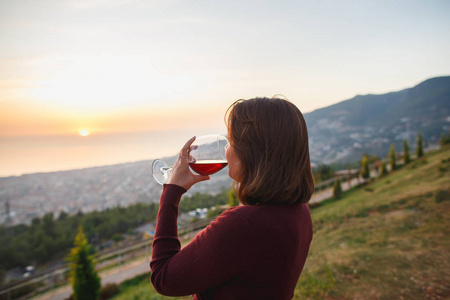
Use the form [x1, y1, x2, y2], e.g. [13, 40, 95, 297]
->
[0, 128, 225, 178]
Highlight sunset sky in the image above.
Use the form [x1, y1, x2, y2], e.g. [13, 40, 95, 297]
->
[1, 0, 450, 176]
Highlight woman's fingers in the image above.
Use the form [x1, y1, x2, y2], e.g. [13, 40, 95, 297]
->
[180, 136, 196, 159]
[168, 136, 210, 190]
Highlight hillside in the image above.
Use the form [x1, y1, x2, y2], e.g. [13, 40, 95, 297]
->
[305, 76, 450, 164]
[295, 145, 450, 299]
[108, 146, 450, 299]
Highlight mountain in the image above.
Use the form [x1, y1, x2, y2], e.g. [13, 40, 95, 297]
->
[1, 76, 448, 226]
[304, 76, 450, 164]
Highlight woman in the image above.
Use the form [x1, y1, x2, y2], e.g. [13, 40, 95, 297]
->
[150, 97, 314, 299]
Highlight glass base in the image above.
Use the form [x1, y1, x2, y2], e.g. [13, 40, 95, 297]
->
[152, 159, 171, 185]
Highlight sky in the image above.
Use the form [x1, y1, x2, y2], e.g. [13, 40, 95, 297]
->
[0, 0, 449, 176]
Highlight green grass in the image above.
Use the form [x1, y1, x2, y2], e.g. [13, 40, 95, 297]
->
[113, 146, 450, 300]
[295, 146, 450, 299]
[111, 272, 190, 300]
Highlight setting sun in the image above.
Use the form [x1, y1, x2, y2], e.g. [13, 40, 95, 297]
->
[79, 130, 90, 137]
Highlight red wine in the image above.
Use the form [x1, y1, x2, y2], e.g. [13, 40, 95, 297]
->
[189, 160, 228, 175]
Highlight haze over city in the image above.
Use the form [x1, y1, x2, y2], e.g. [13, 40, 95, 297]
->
[1, 0, 449, 176]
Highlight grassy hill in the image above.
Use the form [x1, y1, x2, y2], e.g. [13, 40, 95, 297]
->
[111, 146, 450, 299]
[295, 145, 449, 299]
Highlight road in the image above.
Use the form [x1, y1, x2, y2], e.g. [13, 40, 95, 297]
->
[309, 176, 363, 204]
[31, 257, 151, 300]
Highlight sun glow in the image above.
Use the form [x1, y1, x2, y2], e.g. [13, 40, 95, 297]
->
[27, 55, 196, 113]
[79, 130, 90, 137]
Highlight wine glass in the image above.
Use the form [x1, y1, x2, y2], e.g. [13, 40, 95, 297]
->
[152, 134, 229, 185]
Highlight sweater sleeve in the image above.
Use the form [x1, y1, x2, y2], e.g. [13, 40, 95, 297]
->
[150, 184, 255, 296]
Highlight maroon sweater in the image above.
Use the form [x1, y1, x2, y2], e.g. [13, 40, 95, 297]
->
[150, 184, 313, 300]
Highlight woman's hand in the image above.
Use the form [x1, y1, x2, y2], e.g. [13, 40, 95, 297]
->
[167, 136, 210, 190]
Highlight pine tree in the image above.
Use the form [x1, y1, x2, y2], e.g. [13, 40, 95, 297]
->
[67, 226, 101, 300]
[403, 139, 410, 164]
[416, 133, 424, 158]
[333, 177, 342, 199]
[389, 144, 396, 171]
[361, 155, 370, 179]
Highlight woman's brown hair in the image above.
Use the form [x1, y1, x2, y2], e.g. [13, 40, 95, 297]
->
[225, 97, 315, 205]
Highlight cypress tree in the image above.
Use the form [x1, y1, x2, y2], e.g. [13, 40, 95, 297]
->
[379, 161, 388, 177]
[333, 177, 342, 199]
[361, 155, 370, 179]
[416, 133, 424, 158]
[67, 226, 101, 300]
[389, 144, 396, 171]
[403, 139, 410, 164]
[441, 132, 449, 147]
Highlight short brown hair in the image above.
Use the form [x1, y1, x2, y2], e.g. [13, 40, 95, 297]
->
[225, 97, 315, 205]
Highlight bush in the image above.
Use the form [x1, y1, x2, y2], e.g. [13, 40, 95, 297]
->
[99, 283, 121, 300]
[435, 190, 449, 203]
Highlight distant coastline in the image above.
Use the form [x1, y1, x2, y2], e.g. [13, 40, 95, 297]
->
[0, 128, 225, 178]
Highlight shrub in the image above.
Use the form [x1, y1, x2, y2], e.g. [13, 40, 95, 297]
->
[99, 283, 121, 300]
[435, 190, 449, 203]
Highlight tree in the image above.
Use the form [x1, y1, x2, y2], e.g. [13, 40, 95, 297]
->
[333, 178, 342, 199]
[360, 155, 370, 179]
[441, 132, 450, 146]
[58, 211, 69, 221]
[228, 188, 239, 207]
[403, 139, 410, 164]
[379, 161, 388, 177]
[67, 226, 101, 300]
[0, 269, 5, 286]
[42, 213, 55, 237]
[389, 144, 396, 171]
[207, 205, 224, 219]
[314, 164, 334, 182]
[111, 233, 123, 244]
[416, 133, 424, 158]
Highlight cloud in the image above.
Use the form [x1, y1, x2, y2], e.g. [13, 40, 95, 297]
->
[65, 0, 142, 9]
[164, 17, 209, 25]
